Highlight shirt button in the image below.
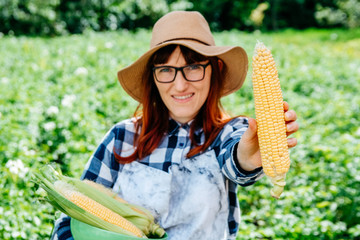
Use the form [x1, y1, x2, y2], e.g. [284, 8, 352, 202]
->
[179, 143, 184, 147]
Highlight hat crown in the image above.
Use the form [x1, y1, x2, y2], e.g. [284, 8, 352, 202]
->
[150, 11, 215, 48]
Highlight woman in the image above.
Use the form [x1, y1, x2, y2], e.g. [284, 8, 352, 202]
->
[51, 11, 298, 240]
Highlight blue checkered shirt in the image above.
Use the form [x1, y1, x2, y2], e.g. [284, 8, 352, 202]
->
[51, 117, 264, 240]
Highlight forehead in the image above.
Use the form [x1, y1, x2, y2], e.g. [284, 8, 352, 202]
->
[165, 46, 186, 65]
[152, 45, 208, 65]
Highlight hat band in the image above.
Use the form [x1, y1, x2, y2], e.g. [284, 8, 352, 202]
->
[156, 38, 211, 46]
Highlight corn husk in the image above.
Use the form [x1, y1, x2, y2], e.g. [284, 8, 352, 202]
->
[33, 166, 143, 237]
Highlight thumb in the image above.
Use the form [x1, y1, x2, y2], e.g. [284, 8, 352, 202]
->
[242, 117, 258, 141]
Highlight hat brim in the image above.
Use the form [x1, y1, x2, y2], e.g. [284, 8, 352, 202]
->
[117, 39, 248, 102]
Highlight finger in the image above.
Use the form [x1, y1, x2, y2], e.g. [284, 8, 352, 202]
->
[283, 101, 289, 112]
[242, 118, 257, 140]
[286, 121, 299, 135]
[287, 138, 297, 148]
[285, 110, 297, 122]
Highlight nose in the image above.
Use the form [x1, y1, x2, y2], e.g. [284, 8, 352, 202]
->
[173, 70, 188, 91]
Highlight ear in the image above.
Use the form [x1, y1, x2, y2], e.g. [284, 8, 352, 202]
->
[217, 59, 224, 71]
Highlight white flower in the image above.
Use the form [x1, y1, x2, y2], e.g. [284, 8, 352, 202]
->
[74, 67, 88, 76]
[105, 42, 113, 49]
[1, 77, 9, 84]
[56, 60, 63, 68]
[43, 121, 56, 131]
[46, 106, 59, 116]
[61, 94, 77, 107]
[25, 149, 36, 156]
[87, 45, 97, 53]
[300, 65, 309, 72]
[34, 216, 41, 226]
[356, 127, 360, 137]
[6, 159, 29, 178]
[330, 33, 338, 41]
[31, 63, 39, 71]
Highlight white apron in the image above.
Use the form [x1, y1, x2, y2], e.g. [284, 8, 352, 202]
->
[113, 150, 230, 240]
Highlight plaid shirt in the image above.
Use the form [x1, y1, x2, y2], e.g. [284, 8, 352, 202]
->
[51, 117, 264, 240]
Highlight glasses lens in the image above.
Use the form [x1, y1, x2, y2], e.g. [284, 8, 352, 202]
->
[154, 63, 208, 83]
[183, 64, 204, 81]
[155, 67, 175, 82]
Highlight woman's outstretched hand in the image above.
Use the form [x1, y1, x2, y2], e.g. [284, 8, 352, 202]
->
[236, 101, 299, 172]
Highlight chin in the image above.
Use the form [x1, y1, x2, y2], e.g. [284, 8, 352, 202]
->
[172, 113, 194, 123]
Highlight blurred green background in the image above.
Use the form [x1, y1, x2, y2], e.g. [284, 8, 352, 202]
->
[1, 0, 360, 239]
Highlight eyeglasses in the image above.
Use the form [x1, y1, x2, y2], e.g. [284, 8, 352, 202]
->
[153, 62, 211, 83]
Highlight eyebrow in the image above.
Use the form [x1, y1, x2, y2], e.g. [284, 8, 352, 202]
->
[154, 61, 209, 67]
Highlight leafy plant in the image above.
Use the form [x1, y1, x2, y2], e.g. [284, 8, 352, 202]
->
[1, 28, 360, 239]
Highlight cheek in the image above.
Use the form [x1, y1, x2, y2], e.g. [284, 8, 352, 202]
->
[201, 82, 210, 97]
[155, 82, 172, 105]
[200, 76, 211, 99]
[154, 81, 166, 97]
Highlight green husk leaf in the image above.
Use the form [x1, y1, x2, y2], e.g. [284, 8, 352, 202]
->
[33, 170, 140, 237]
[64, 177, 165, 236]
[64, 177, 148, 219]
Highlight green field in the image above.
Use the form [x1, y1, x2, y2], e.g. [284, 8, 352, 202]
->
[1, 28, 360, 239]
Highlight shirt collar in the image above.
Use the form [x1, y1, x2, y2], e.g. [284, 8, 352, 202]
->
[168, 118, 181, 135]
[168, 118, 203, 136]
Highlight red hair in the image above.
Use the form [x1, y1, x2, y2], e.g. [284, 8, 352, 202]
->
[115, 45, 234, 163]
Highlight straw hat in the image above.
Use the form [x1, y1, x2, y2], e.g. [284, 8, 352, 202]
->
[117, 11, 248, 102]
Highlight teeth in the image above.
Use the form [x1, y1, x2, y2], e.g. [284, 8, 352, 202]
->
[173, 94, 193, 100]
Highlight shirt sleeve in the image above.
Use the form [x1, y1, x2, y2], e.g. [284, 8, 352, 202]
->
[50, 214, 73, 240]
[80, 123, 122, 187]
[214, 117, 264, 186]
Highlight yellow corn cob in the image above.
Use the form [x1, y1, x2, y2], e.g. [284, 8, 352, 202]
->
[54, 181, 145, 238]
[252, 41, 290, 199]
[81, 179, 164, 237]
[82, 180, 154, 219]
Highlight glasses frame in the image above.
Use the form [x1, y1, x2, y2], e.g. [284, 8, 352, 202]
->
[152, 62, 211, 83]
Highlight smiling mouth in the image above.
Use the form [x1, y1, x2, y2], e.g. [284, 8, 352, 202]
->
[173, 93, 194, 100]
